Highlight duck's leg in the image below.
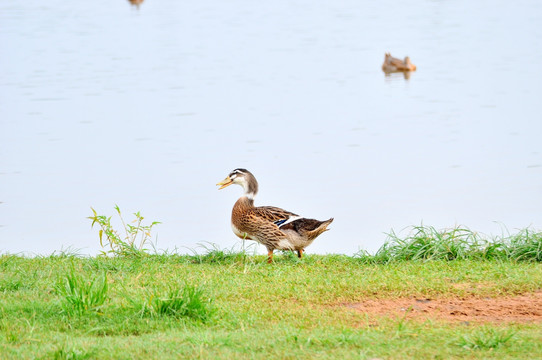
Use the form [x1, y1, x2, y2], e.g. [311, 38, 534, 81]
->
[267, 249, 274, 264]
[297, 249, 304, 258]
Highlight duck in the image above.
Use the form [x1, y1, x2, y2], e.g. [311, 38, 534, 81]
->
[217, 168, 333, 263]
[382, 52, 417, 72]
[128, 0, 144, 7]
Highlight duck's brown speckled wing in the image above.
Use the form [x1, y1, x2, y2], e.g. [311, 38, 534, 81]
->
[244, 221, 287, 249]
[249, 206, 298, 223]
[234, 206, 298, 249]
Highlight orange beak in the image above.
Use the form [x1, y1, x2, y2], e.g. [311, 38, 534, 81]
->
[216, 176, 233, 190]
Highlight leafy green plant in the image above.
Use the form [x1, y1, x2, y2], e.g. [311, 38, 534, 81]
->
[88, 205, 160, 256]
[55, 268, 108, 315]
[457, 328, 515, 350]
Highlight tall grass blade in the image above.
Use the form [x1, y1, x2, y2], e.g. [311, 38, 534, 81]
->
[356, 225, 542, 263]
[55, 268, 108, 315]
[144, 285, 213, 322]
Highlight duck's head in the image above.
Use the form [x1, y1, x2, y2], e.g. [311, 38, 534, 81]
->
[217, 168, 259, 198]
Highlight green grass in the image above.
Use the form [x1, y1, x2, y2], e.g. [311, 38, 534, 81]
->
[457, 328, 516, 350]
[133, 285, 212, 321]
[355, 225, 542, 263]
[0, 248, 541, 359]
[55, 268, 109, 315]
[506, 228, 542, 262]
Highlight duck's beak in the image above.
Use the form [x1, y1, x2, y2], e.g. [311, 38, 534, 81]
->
[216, 176, 233, 190]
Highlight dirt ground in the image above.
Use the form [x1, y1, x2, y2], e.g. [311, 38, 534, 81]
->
[345, 291, 542, 323]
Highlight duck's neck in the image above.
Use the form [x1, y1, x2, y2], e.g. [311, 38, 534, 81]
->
[242, 176, 258, 200]
[245, 191, 256, 200]
[234, 196, 255, 211]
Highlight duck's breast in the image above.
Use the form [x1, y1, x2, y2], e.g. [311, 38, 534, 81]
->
[231, 223, 246, 239]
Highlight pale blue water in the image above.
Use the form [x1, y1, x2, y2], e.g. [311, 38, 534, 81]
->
[1, 0, 541, 255]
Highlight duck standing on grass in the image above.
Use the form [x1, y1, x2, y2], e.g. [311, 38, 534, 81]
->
[217, 168, 333, 263]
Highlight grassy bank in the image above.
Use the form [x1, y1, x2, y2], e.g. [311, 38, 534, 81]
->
[1, 248, 542, 359]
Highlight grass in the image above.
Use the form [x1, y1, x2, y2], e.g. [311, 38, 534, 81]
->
[355, 225, 542, 263]
[54, 267, 109, 315]
[49, 344, 94, 360]
[184, 242, 254, 264]
[457, 328, 516, 350]
[130, 285, 212, 321]
[1, 223, 541, 358]
[0, 250, 541, 359]
[506, 228, 542, 262]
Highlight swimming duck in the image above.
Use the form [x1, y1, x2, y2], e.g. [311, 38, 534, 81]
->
[217, 168, 333, 263]
[382, 52, 417, 72]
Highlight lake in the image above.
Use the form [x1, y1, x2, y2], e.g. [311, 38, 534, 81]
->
[1, 0, 541, 256]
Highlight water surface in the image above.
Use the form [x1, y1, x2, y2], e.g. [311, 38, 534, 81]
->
[1, 0, 541, 255]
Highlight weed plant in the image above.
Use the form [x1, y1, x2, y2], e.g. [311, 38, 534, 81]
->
[88, 205, 160, 257]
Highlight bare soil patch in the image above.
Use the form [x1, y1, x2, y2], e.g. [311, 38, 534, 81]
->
[345, 291, 542, 323]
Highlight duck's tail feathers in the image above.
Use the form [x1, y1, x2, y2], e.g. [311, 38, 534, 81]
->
[279, 217, 334, 240]
[306, 217, 334, 240]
